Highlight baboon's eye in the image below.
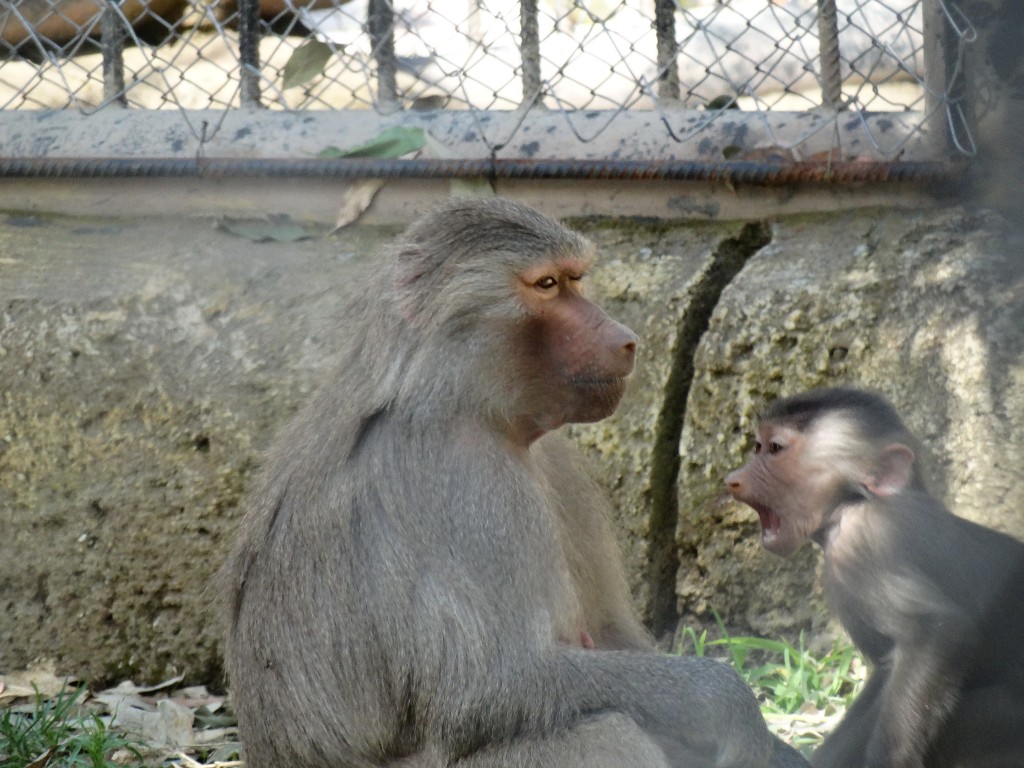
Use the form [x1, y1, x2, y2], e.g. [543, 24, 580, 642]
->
[534, 276, 558, 290]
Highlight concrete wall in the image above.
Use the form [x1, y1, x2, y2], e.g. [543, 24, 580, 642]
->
[1, 202, 1021, 685]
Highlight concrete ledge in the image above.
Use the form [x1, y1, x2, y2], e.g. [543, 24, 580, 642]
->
[0, 109, 946, 221]
[0, 175, 939, 224]
[0, 109, 935, 162]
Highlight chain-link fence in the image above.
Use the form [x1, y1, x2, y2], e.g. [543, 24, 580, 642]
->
[0, 0, 975, 161]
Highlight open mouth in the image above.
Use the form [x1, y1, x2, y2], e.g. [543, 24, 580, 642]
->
[752, 503, 782, 545]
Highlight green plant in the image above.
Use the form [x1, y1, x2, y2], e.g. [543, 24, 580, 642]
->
[0, 686, 144, 768]
[676, 613, 865, 715]
[676, 625, 709, 657]
[711, 632, 860, 715]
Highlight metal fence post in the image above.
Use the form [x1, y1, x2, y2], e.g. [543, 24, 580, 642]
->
[520, 0, 541, 107]
[101, 1, 127, 106]
[817, 0, 843, 109]
[238, 0, 262, 107]
[368, 0, 399, 111]
[655, 0, 679, 101]
[922, 0, 954, 156]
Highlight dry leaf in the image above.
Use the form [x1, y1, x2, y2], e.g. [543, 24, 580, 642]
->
[332, 179, 385, 232]
[24, 746, 57, 768]
[217, 215, 315, 243]
[0, 660, 75, 702]
[110, 698, 195, 748]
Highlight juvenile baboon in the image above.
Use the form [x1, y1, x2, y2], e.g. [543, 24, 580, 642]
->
[727, 387, 1024, 768]
[224, 198, 806, 768]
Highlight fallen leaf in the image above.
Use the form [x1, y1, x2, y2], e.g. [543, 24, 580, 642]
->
[111, 698, 195, 748]
[25, 746, 57, 768]
[331, 179, 385, 231]
[319, 126, 426, 159]
[282, 40, 334, 90]
[0, 660, 75, 702]
[172, 685, 224, 711]
[204, 743, 243, 762]
[94, 688, 149, 715]
[98, 674, 184, 698]
[217, 215, 315, 243]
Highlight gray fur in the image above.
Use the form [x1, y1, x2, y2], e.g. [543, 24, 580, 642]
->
[222, 199, 800, 768]
[735, 387, 1024, 768]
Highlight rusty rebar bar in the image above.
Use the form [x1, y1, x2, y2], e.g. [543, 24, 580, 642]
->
[0, 156, 956, 185]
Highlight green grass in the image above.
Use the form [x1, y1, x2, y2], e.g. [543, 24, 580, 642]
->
[677, 614, 866, 750]
[0, 686, 145, 768]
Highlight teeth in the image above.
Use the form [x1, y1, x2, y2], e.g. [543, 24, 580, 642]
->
[756, 506, 781, 533]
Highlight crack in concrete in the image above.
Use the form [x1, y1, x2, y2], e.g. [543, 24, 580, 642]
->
[643, 221, 773, 637]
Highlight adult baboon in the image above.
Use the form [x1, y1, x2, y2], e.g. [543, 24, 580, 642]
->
[224, 198, 805, 768]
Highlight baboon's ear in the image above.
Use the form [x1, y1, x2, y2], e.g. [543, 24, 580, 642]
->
[865, 443, 914, 496]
